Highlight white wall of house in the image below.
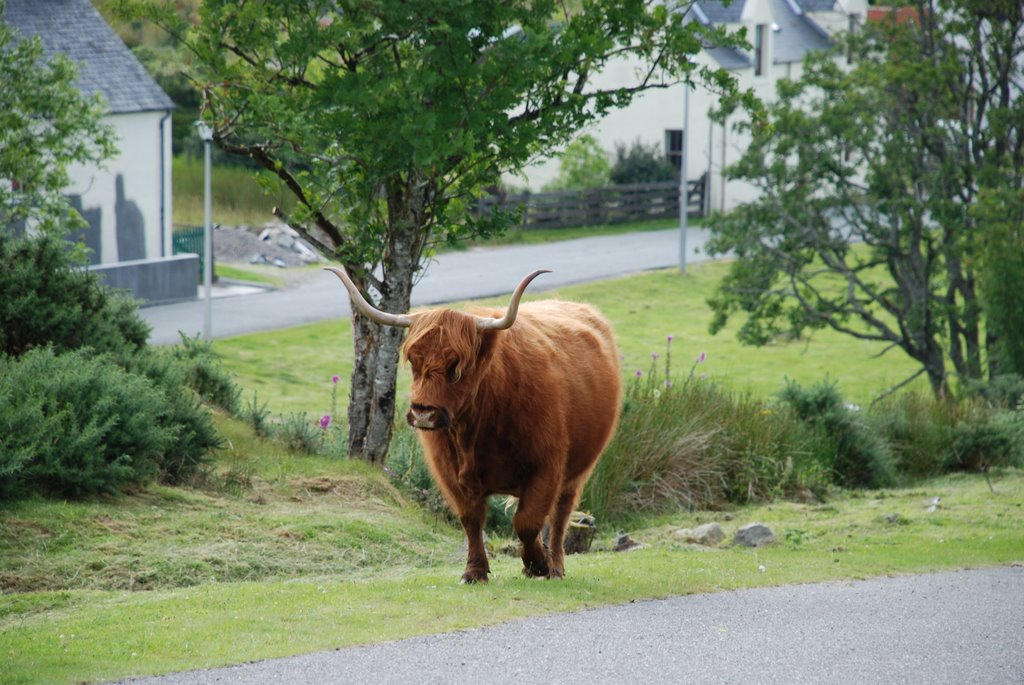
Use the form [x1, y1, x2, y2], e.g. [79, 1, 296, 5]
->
[65, 109, 171, 265]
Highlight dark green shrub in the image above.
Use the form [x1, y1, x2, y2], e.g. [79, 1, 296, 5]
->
[0, 231, 150, 358]
[778, 378, 898, 489]
[609, 139, 677, 185]
[869, 391, 954, 480]
[947, 406, 1024, 472]
[171, 334, 242, 414]
[0, 348, 173, 499]
[964, 374, 1024, 409]
[118, 348, 222, 484]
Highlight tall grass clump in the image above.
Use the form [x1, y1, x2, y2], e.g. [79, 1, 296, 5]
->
[581, 341, 828, 525]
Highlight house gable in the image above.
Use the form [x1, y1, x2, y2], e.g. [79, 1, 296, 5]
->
[4, 0, 173, 114]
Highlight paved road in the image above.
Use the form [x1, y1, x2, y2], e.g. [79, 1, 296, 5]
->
[141, 227, 711, 345]
[121, 566, 1023, 685]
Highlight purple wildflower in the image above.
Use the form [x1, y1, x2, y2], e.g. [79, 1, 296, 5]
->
[332, 375, 340, 384]
[635, 369, 643, 378]
[698, 351, 707, 363]
[700, 372, 708, 381]
[319, 414, 332, 430]
[651, 352, 660, 361]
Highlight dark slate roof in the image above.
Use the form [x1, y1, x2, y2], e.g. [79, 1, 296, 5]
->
[771, 0, 833, 64]
[695, 1, 747, 24]
[795, 0, 837, 11]
[687, 3, 751, 70]
[3, 0, 173, 114]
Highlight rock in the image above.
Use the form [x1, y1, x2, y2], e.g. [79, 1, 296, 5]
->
[884, 512, 902, 524]
[734, 522, 776, 547]
[613, 533, 643, 552]
[692, 522, 725, 546]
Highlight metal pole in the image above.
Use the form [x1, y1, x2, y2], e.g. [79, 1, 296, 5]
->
[678, 85, 690, 274]
[202, 133, 213, 341]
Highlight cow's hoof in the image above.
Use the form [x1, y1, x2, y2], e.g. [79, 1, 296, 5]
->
[522, 560, 550, 578]
[460, 571, 489, 585]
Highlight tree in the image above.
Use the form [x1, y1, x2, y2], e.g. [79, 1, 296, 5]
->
[122, 0, 752, 461]
[705, 0, 1023, 399]
[543, 134, 611, 192]
[609, 138, 677, 185]
[0, 8, 116, 234]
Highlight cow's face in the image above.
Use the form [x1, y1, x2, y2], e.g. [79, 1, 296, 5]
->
[402, 310, 493, 431]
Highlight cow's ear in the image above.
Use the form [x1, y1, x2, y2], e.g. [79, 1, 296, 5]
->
[476, 329, 499, 365]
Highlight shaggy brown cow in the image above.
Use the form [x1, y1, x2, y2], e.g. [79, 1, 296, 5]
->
[326, 267, 621, 583]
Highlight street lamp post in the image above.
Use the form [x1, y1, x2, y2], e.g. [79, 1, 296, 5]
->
[678, 85, 690, 274]
[195, 121, 213, 340]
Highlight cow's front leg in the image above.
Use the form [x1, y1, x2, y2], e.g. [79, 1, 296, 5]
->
[458, 497, 490, 584]
[513, 474, 559, 578]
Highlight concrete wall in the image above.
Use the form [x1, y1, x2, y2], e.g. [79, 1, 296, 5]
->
[90, 253, 198, 306]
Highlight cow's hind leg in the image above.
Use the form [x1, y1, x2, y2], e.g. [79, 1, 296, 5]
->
[546, 485, 581, 579]
[514, 477, 558, 578]
[459, 498, 490, 584]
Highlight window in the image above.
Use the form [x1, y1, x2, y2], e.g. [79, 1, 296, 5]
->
[665, 129, 683, 171]
[847, 14, 859, 64]
[754, 24, 766, 76]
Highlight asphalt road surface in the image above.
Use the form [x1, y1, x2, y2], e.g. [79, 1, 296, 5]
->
[120, 566, 1023, 685]
[140, 227, 712, 345]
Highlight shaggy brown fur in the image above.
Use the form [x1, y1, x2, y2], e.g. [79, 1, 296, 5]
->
[403, 300, 621, 583]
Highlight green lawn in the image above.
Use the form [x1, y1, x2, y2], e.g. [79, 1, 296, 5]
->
[3, 467, 1021, 685]
[214, 261, 925, 419]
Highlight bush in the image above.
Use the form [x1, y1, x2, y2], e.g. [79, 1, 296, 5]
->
[171, 334, 242, 414]
[543, 135, 611, 191]
[778, 378, 898, 489]
[870, 391, 955, 480]
[0, 231, 150, 358]
[119, 348, 223, 484]
[0, 348, 173, 499]
[947, 405, 1024, 472]
[609, 139, 677, 185]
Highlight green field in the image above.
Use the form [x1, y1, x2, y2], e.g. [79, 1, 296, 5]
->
[214, 260, 925, 420]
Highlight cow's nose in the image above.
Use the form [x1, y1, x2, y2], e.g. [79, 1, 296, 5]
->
[406, 404, 450, 430]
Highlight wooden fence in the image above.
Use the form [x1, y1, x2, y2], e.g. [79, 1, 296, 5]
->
[475, 173, 706, 230]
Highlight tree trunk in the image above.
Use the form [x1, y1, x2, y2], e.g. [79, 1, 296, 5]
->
[344, 175, 428, 462]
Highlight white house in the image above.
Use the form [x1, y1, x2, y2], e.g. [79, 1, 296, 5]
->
[517, 0, 867, 214]
[5, 0, 196, 303]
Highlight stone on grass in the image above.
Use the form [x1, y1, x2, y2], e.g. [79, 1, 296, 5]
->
[734, 522, 776, 547]
[692, 522, 725, 546]
[541, 512, 597, 555]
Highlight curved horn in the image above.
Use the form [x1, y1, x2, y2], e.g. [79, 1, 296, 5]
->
[474, 269, 551, 331]
[324, 266, 414, 328]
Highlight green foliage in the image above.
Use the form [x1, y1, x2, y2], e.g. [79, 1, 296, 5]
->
[543, 134, 611, 191]
[778, 379, 898, 489]
[0, 231, 150, 358]
[706, 3, 1024, 398]
[947, 406, 1024, 473]
[870, 391, 956, 480]
[0, 18, 116, 234]
[276, 412, 327, 455]
[170, 334, 242, 414]
[975, 187, 1024, 377]
[118, 348, 223, 484]
[609, 139, 678, 185]
[0, 348, 173, 499]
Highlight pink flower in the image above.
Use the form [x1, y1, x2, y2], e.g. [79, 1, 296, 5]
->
[331, 375, 340, 384]
[698, 351, 707, 363]
[635, 369, 643, 378]
[700, 372, 708, 381]
[667, 334, 674, 343]
[651, 352, 660, 361]
[319, 414, 332, 430]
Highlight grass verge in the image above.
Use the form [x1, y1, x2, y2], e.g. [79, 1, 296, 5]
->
[2, 469, 1021, 684]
